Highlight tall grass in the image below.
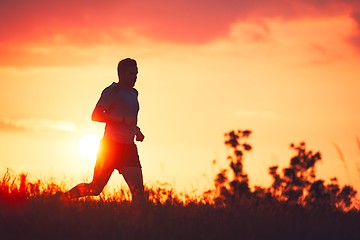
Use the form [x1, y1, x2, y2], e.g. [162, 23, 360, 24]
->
[332, 142, 352, 183]
[1, 171, 360, 240]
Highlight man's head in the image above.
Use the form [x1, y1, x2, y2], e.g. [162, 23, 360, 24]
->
[117, 58, 138, 88]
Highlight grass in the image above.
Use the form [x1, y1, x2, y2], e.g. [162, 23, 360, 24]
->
[1, 171, 360, 240]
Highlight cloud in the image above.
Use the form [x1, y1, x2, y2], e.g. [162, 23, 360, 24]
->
[348, 9, 360, 50]
[0, 0, 357, 44]
[0, 118, 77, 133]
[1, 0, 360, 64]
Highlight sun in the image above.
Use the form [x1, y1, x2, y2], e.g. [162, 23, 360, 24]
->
[78, 134, 101, 159]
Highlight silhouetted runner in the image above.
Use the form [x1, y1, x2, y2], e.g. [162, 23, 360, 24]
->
[64, 58, 145, 204]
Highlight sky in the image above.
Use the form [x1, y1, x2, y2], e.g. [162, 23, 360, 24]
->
[1, 0, 360, 195]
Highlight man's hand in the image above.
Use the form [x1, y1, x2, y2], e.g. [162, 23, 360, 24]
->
[135, 128, 145, 142]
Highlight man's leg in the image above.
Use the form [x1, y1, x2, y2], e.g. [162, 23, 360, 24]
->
[66, 156, 113, 198]
[121, 167, 145, 204]
[66, 171, 112, 198]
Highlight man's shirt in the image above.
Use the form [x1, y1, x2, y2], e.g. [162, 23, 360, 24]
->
[95, 82, 139, 144]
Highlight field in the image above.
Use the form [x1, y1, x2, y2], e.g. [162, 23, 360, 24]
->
[1, 172, 360, 240]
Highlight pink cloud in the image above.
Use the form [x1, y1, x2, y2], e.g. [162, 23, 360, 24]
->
[348, 8, 360, 50]
[1, 0, 360, 61]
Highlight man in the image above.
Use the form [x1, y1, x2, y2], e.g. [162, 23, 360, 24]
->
[65, 58, 145, 203]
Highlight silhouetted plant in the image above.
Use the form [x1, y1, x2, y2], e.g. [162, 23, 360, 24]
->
[269, 142, 357, 209]
[304, 177, 357, 210]
[336, 184, 357, 209]
[268, 142, 321, 204]
[214, 130, 357, 210]
[215, 130, 252, 205]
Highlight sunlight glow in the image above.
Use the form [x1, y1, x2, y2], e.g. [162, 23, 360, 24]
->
[78, 134, 101, 159]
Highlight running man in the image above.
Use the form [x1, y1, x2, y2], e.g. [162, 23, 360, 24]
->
[65, 58, 145, 203]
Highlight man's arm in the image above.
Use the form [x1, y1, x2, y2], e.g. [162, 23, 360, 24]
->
[91, 105, 124, 123]
[92, 105, 138, 126]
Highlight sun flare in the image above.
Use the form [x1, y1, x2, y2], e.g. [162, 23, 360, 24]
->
[78, 134, 101, 159]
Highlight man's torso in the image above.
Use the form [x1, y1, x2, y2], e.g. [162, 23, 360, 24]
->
[96, 82, 139, 144]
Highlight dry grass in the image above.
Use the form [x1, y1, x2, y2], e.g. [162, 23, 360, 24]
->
[1, 171, 360, 240]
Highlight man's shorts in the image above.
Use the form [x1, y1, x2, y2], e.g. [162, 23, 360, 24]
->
[95, 137, 141, 173]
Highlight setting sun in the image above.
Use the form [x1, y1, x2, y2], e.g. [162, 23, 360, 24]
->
[78, 134, 101, 159]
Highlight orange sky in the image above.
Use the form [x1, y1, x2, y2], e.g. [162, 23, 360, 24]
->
[1, 1, 360, 194]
